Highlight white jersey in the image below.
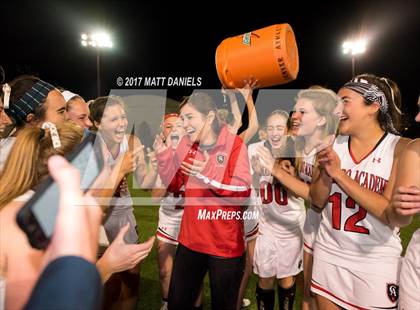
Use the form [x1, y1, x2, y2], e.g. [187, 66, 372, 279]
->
[399, 228, 420, 309]
[298, 148, 316, 185]
[247, 141, 264, 211]
[248, 141, 305, 238]
[299, 149, 322, 253]
[100, 134, 139, 244]
[257, 174, 305, 238]
[156, 175, 184, 244]
[245, 141, 263, 240]
[315, 133, 402, 276]
[247, 140, 265, 176]
[104, 134, 129, 166]
[100, 134, 133, 210]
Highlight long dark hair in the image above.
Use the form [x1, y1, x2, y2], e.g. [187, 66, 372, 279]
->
[179, 92, 221, 134]
[8, 75, 46, 127]
[89, 95, 127, 131]
[349, 74, 402, 133]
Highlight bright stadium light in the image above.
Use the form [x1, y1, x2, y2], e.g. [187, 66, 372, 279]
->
[342, 39, 367, 77]
[80, 31, 114, 96]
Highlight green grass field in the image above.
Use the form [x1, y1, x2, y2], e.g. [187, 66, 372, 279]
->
[131, 191, 420, 310]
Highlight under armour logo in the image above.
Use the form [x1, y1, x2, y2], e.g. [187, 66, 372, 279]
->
[372, 158, 381, 163]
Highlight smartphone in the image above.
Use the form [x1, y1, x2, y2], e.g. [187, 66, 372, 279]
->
[16, 133, 104, 250]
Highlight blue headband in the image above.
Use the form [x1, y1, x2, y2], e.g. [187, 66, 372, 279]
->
[7, 80, 55, 124]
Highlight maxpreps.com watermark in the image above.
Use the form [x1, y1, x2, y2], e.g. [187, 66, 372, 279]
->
[197, 209, 259, 221]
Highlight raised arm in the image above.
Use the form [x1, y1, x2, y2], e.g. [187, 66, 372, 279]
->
[155, 135, 184, 193]
[88, 142, 142, 211]
[150, 175, 169, 204]
[140, 148, 159, 189]
[225, 90, 243, 133]
[128, 135, 147, 186]
[238, 86, 258, 144]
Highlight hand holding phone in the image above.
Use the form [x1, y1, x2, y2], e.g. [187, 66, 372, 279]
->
[17, 133, 104, 250]
[42, 155, 102, 264]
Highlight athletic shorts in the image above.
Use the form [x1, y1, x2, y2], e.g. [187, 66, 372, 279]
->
[399, 229, 420, 310]
[156, 206, 183, 245]
[253, 233, 303, 279]
[311, 258, 400, 310]
[303, 208, 321, 254]
[103, 207, 139, 244]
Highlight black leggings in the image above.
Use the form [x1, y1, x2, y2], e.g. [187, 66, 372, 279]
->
[168, 243, 245, 310]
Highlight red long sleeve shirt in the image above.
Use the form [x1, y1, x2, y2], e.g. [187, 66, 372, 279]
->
[157, 126, 251, 257]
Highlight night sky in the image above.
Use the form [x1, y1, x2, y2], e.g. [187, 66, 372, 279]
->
[1, 0, 419, 136]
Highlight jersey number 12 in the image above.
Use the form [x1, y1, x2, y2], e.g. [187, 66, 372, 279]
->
[329, 192, 370, 234]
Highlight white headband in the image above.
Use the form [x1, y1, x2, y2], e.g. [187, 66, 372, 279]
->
[62, 90, 79, 103]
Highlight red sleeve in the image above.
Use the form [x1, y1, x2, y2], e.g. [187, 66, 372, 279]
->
[156, 147, 184, 193]
[196, 138, 251, 204]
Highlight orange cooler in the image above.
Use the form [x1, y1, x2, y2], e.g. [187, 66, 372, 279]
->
[215, 24, 299, 88]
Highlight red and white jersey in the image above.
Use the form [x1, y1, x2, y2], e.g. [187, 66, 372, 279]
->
[156, 176, 185, 215]
[256, 174, 305, 238]
[298, 148, 316, 185]
[157, 126, 251, 258]
[248, 141, 305, 238]
[299, 149, 322, 252]
[315, 133, 402, 276]
[156, 176, 185, 244]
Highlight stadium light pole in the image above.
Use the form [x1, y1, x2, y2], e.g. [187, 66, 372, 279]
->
[342, 39, 367, 77]
[81, 32, 113, 97]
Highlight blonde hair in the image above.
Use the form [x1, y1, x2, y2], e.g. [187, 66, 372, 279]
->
[0, 123, 83, 208]
[294, 88, 341, 172]
[296, 88, 341, 136]
[266, 110, 289, 127]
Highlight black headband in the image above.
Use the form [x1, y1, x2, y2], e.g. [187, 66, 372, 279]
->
[343, 77, 399, 135]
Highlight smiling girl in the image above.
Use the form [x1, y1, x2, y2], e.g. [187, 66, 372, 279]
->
[250, 110, 305, 310]
[256, 88, 341, 310]
[310, 74, 410, 310]
[90, 95, 147, 310]
[155, 92, 251, 310]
